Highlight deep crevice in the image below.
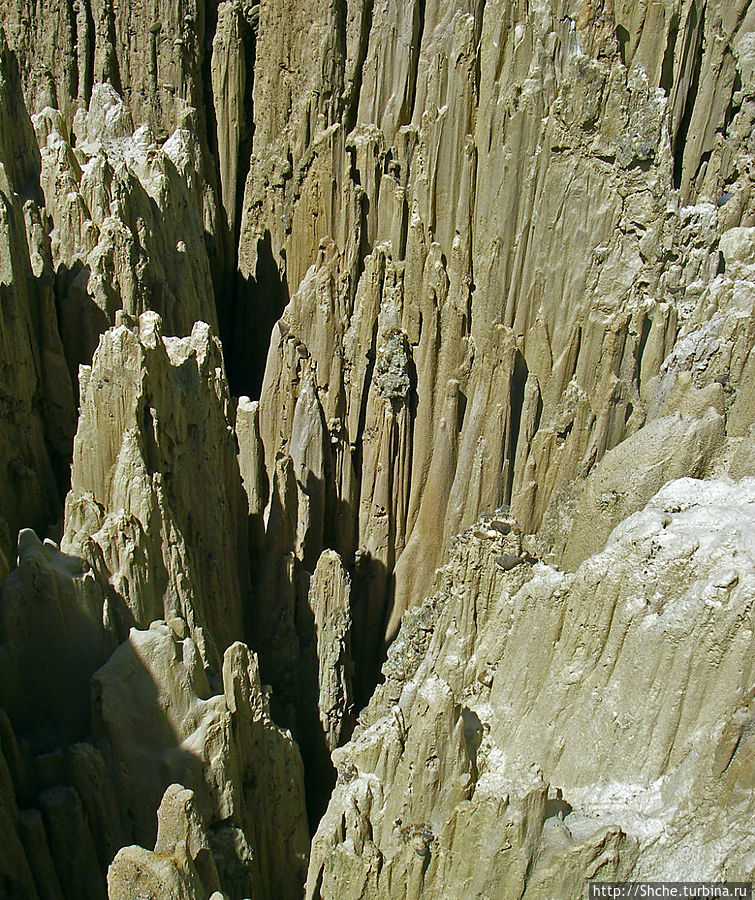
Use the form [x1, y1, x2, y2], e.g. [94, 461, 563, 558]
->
[343, 0, 375, 134]
[234, 20, 257, 248]
[201, 2, 220, 159]
[724, 71, 742, 132]
[404, 0, 426, 125]
[473, 0, 487, 104]
[505, 351, 528, 503]
[83, 0, 96, 106]
[615, 25, 629, 66]
[671, 3, 705, 191]
[103, 0, 123, 95]
[659, 15, 679, 96]
[634, 312, 652, 394]
[457, 389, 468, 433]
[223, 232, 290, 399]
[67, 0, 79, 102]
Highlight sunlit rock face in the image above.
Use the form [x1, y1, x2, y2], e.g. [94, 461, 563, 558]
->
[307, 477, 755, 897]
[241, 0, 755, 680]
[0, 0, 754, 898]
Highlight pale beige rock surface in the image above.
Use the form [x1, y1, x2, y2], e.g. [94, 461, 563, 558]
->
[62, 312, 250, 664]
[309, 550, 354, 754]
[0, 0, 231, 275]
[33, 84, 220, 382]
[0, 0, 754, 898]
[307, 477, 755, 898]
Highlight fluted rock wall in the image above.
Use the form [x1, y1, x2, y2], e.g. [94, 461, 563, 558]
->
[0, 316, 308, 899]
[0, 26, 309, 887]
[0, 30, 76, 541]
[237, 0, 755, 686]
[0, 0, 754, 899]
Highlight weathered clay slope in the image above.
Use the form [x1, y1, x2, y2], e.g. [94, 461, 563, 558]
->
[240, 0, 755, 705]
[308, 478, 755, 897]
[0, 1, 753, 899]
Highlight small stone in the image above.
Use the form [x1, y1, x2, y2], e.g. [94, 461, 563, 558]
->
[167, 617, 189, 639]
[478, 669, 494, 687]
[495, 553, 521, 571]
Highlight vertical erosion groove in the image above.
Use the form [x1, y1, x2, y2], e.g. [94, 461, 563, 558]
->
[660, 14, 680, 96]
[84, 0, 96, 106]
[344, 0, 376, 133]
[226, 232, 290, 398]
[506, 350, 528, 503]
[671, 2, 705, 191]
[404, 0, 426, 125]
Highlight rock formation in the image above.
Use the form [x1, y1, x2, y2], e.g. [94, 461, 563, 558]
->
[0, 30, 76, 542]
[0, 0, 754, 898]
[307, 478, 755, 896]
[63, 312, 250, 664]
[96, 625, 308, 897]
[107, 783, 224, 900]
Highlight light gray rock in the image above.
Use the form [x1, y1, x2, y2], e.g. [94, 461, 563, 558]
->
[308, 478, 755, 898]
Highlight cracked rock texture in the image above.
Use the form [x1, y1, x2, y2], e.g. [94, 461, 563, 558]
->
[0, 0, 754, 898]
[308, 478, 755, 897]
[63, 312, 250, 665]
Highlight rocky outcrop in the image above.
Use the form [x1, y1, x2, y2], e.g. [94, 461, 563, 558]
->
[1, 0, 236, 360]
[307, 477, 755, 898]
[62, 313, 250, 664]
[0, 0, 205, 133]
[0, 530, 113, 748]
[0, 300, 309, 899]
[308, 550, 354, 755]
[539, 214, 755, 569]
[295, 549, 355, 822]
[34, 83, 220, 384]
[211, 1, 255, 241]
[0, 732, 40, 900]
[96, 624, 309, 899]
[0, 0, 237, 229]
[108, 784, 223, 900]
[0, 707, 125, 900]
[0, 0, 754, 898]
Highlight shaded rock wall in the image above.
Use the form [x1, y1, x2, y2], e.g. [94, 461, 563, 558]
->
[0, 30, 76, 540]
